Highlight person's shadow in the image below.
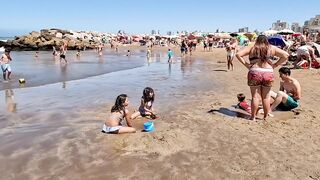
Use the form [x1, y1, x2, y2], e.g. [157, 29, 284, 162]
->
[207, 107, 251, 120]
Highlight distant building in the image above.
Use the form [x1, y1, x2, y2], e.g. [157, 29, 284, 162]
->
[272, 20, 289, 31]
[238, 27, 249, 33]
[151, 30, 156, 35]
[167, 31, 172, 36]
[303, 15, 320, 33]
[291, 23, 302, 33]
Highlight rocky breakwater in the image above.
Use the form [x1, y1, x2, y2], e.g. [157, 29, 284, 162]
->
[0, 29, 109, 51]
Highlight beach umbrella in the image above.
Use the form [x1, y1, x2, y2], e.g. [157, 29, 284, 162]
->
[278, 29, 295, 35]
[263, 29, 278, 36]
[230, 33, 238, 37]
[187, 34, 196, 40]
[207, 34, 214, 38]
[215, 33, 232, 39]
[268, 36, 287, 47]
[292, 33, 302, 37]
[244, 32, 257, 41]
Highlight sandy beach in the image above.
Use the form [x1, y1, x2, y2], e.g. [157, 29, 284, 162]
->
[1, 46, 320, 179]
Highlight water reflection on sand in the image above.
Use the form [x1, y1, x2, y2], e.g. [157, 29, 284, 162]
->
[0, 49, 216, 179]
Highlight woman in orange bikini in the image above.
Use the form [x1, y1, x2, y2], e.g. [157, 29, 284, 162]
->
[236, 35, 289, 120]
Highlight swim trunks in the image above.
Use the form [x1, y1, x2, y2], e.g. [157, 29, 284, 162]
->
[1, 64, 11, 72]
[247, 68, 274, 87]
[102, 124, 121, 134]
[278, 96, 299, 110]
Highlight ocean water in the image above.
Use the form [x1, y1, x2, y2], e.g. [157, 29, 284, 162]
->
[0, 49, 147, 90]
[0, 37, 13, 42]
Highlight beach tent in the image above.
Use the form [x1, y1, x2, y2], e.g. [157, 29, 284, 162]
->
[268, 36, 287, 47]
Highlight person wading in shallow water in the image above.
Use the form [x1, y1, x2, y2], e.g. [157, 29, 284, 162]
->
[59, 43, 67, 64]
[0, 49, 13, 81]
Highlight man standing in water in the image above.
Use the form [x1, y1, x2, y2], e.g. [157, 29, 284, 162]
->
[0, 49, 13, 81]
[59, 44, 67, 64]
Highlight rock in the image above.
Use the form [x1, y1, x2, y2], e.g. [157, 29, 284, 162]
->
[56, 33, 63, 38]
[30, 31, 41, 37]
[1, 28, 107, 50]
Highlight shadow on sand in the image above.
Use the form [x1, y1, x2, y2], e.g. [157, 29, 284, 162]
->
[212, 69, 228, 72]
[207, 107, 252, 120]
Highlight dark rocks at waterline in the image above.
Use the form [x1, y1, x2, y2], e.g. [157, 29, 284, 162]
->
[1, 28, 109, 51]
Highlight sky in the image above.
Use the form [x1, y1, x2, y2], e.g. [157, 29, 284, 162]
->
[0, 0, 319, 37]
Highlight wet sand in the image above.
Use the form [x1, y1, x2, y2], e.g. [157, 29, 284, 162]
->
[1, 46, 320, 179]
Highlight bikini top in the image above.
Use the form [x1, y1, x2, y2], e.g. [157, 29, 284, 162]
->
[249, 48, 272, 63]
[110, 109, 127, 124]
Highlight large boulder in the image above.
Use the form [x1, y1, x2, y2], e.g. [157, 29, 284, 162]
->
[2, 29, 101, 50]
[30, 31, 41, 38]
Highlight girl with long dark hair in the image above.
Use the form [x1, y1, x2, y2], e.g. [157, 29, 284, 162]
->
[132, 87, 156, 119]
[102, 94, 136, 134]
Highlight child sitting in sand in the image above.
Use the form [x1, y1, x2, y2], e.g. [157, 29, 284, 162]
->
[102, 94, 136, 134]
[237, 93, 251, 114]
[132, 87, 157, 119]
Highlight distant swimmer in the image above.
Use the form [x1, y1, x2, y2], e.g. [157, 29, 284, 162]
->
[126, 50, 131, 56]
[76, 46, 81, 58]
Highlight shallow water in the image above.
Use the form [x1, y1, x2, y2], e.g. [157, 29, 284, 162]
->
[0, 48, 220, 179]
[0, 49, 147, 90]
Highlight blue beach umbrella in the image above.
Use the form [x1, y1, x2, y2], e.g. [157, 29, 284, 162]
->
[268, 36, 287, 47]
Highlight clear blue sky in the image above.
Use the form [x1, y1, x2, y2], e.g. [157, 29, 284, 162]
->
[1, 0, 319, 36]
